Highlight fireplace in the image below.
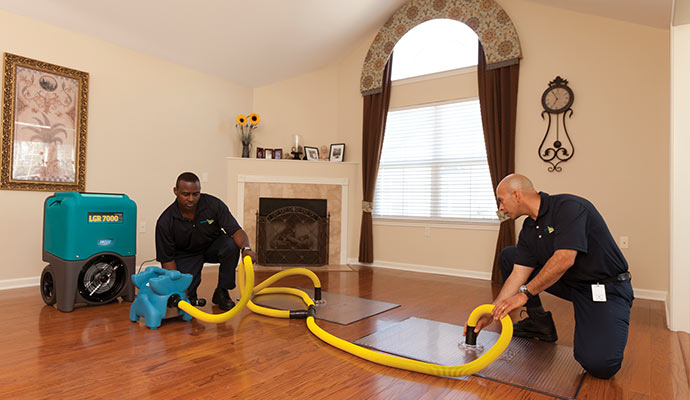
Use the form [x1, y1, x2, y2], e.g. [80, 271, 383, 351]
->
[256, 198, 329, 266]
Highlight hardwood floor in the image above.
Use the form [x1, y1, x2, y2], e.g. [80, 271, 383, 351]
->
[1, 266, 688, 399]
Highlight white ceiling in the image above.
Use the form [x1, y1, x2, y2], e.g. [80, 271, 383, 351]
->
[0, 0, 673, 88]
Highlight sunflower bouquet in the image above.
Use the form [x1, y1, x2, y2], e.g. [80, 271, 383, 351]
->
[236, 113, 261, 145]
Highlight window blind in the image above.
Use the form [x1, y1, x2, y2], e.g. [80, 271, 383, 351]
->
[373, 99, 497, 221]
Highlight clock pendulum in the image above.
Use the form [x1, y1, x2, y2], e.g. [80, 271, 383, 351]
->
[539, 76, 575, 172]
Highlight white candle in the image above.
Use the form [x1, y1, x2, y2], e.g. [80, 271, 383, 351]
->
[294, 134, 300, 149]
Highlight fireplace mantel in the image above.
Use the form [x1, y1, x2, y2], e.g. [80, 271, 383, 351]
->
[227, 157, 359, 265]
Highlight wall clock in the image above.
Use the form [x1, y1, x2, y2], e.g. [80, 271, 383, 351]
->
[538, 76, 574, 172]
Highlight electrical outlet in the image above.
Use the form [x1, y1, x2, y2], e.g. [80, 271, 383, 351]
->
[619, 236, 629, 249]
[424, 226, 431, 237]
[139, 221, 146, 233]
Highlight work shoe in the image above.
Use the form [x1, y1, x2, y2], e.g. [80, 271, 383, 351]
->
[212, 287, 235, 311]
[513, 309, 558, 342]
[187, 296, 206, 307]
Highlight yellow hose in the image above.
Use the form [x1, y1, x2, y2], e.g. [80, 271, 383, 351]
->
[176, 255, 255, 323]
[306, 304, 512, 377]
[175, 256, 513, 377]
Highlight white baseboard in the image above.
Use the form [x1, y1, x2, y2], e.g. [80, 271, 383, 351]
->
[0, 262, 219, 292]
[348, 258, 668, 301]
[348, 258, 491, 281]
[1, 260, 670, 307]
[632, 288, 668, 301]
[0, 277, 40, 291]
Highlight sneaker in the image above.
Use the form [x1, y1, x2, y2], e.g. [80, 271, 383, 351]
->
[513, 309, 558, 342]
[212, 287, 235, 311]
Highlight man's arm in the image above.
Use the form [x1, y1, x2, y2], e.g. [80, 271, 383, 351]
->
[231, 229, 257, 263]
[161, 260, 177, 271]
[464, 264, 533, 335]
[491, 249, 577, 320]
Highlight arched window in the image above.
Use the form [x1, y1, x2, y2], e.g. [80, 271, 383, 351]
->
[391, 19, 478, 81]
[374, 19, 497, 221]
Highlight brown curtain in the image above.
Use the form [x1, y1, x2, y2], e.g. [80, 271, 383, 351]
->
[358, 57, 393, 263]
[477, 43, 519, 284]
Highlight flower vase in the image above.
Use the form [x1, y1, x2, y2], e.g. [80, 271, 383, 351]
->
[242, 142, 251, 158]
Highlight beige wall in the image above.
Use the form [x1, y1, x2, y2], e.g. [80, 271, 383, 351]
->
[0, 1, 672, 296]
[503, 0, 670, 293]
[0, 10, 252, 283]
[250, 0, 670, 293]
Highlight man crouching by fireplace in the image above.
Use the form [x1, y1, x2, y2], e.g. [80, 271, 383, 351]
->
[155, 172, 257, 310]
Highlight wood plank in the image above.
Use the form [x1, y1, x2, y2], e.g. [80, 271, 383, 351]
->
[0, 265, 686, 399]
[679, 330, 690, 386]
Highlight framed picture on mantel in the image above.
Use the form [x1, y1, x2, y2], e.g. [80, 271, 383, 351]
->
[329, 143, 345, 162]
[304, 146, 319, 161]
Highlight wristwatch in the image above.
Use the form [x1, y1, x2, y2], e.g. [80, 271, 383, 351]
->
[241, 247, 252, 254]
[519, 284, 535, 300]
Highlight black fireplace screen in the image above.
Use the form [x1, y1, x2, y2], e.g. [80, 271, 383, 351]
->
[256, 199, 329, 266]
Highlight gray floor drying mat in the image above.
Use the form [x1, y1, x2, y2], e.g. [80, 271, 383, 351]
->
[252, 288, 400, 325]
[353, 317, 586, 400]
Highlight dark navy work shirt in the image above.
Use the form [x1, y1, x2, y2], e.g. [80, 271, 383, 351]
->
[513, 192, 628, 282]
[155, 193, 241, 262]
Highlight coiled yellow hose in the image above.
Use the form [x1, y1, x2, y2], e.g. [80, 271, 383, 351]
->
[178, 256, 513, 377]
[176, 254, 255, 323]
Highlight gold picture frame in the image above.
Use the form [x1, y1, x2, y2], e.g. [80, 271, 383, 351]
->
[1, 53, 89, 191]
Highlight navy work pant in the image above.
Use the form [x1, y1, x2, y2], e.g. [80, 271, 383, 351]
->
[175, 235, 240, 297]
[500, 246, 634, 379]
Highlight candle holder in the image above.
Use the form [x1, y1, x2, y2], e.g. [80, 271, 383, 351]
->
[291, 151, 303, 160]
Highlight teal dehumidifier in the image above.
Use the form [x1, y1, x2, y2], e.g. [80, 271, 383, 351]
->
[41, 192, 137, 312]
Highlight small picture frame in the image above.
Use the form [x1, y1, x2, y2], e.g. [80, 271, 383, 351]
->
[304, 146, 319, 161]
[256, 147, 264, 158]
[273, 148, 282, 159]
[264, 149, 273, 159]
[329, 143, 345, 162]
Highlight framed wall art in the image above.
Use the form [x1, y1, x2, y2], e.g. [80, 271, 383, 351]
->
[0, 53, 89, 191]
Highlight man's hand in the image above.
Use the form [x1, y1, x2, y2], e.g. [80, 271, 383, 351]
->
[492, 293, 528, 320]
[463, 314, 493, 336]
[242, 248, 258, 264]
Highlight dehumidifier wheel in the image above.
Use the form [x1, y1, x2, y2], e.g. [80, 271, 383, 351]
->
[40, 265, 57, 306]
[77, 254, 127, 304]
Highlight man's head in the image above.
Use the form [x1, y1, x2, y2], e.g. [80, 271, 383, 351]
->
[174, 172, 201, 213]
[496, 174, 538, 220]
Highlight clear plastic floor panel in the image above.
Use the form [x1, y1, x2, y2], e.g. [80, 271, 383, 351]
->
[354, 317, 586, 400]
[251, 288, 400, 325]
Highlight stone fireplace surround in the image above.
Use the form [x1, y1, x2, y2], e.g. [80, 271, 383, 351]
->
[228, 157, 359, 266]
[234, 176, 349, 265]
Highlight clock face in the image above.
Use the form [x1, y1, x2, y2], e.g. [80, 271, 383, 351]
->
[542, 86, 573, 113]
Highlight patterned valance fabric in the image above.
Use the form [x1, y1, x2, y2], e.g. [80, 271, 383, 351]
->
[360, 0, 521, 95]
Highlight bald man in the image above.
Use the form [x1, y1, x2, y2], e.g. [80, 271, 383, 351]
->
[466, 174, 633, 379]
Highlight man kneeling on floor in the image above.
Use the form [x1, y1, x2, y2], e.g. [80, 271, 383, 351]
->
[465, 174, 634, 379]
[155, 172, 257, 310]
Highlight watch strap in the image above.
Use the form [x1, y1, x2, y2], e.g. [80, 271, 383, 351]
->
[520, 284, 535, 300]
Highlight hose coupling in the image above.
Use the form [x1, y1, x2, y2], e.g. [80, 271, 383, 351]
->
[465, 326, 478, 346]
[167, 294, 181, 308]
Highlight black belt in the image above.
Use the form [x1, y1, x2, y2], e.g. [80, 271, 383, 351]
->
[594, 272, 631, 284]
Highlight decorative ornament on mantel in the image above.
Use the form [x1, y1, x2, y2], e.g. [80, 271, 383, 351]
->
[236, 113, 260, 158]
